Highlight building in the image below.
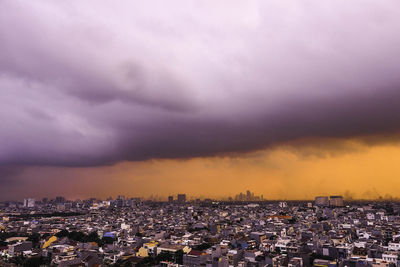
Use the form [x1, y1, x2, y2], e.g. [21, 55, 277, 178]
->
[23, 198, 35, 208]
[55, 196, 66, 203]
[177, 194, 186, 203]
[183, 250, 207, 266]
[382, 252, 399, 265]
[279, 202, 288, 208]
[246, 190, 251, 200]
[168, 196, 174, 203]
[8, 241, 32, 256]
[116, 195, 125, 207]
[288, 257, 303, 267]
[313, 259, 337, 267]
[250, 232, 267, 245]
[329, 196, 344, 207]
[156, 243, 183, 256]
[315, 196, 329, 206]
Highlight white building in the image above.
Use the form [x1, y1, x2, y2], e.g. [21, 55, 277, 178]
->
[279, 202, 288, 208]
[388, 242, 400, 251]
[23, 198, 35, 208]
[382, 252, 398, 264]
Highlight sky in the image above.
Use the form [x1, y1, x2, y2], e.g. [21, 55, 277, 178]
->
[1, 1, 400, 201]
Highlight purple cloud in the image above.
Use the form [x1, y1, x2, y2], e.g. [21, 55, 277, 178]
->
[1, 1, 400, 166]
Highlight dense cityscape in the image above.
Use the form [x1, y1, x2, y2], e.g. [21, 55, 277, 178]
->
[3, 0, 400, 266]
[2, 193, 400, 266]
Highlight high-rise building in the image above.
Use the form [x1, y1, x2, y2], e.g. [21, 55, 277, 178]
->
[329, 196, 344, 207]
[55, 196, 65, 204]
[116, 195, 125, 207]
[315, 196, 329, 206]
[177, 194, 186, 203]
[23, 198, 35, 208]
[168, 196, 174, 203]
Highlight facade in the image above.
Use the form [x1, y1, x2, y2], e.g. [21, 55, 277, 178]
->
[23, 198, 35, 208]
[183, 250, 206, 266]
[315, 196, 329, 206]
[329, 196, 344, 207]
[8, 241, 32, 257]
[177, 194, 186, 203]
[2, 197, 400, 266]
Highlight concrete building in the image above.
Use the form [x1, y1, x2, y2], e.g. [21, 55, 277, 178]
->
[183, 250, 207, 266]
[315, 196, 329, 206]
[279, 202, 288, 208]
[177, 194, 186, 203]
[23, 198, 35, 208]
[8, 241, 32, 256]
[329, 196, 344, 207]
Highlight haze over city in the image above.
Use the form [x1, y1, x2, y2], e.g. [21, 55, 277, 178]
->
[1, 1, 400, 201]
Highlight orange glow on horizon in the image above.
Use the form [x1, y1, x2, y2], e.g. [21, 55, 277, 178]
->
[3, 137, 400, 201]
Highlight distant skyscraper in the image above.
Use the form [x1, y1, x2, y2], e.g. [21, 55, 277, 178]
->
[234, 190, 262, 201]
[246, 190, 251, 200]
[168, 196, 174, 203]
[329, 196, 344, 207]
[315, 196, 329, 206]
[23, 198, 35, 208]
[55, 196, 65, 204]
[177, 194, 186, 203]
[116, 195, 125, 207]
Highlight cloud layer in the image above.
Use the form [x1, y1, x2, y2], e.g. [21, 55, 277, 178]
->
[1, 1, 400, 166]
[3, 143, 400, 201]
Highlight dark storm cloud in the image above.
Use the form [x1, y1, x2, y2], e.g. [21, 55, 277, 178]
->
[1, 0, 400, 166]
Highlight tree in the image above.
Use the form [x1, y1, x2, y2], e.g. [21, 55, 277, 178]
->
[194, 243, 212, 251]
[84, 231, 100, 243]
[27, 233, 40, 246]
[156, 251, 173, 262]
[56, 229, 69, 238]
[175, 249, 184, 264]
[69, 231, 85, 242]
[102, 236, 115, 244]
[23, 256, 48, 267]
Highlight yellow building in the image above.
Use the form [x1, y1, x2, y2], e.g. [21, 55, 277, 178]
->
[43, 236, 58, 249]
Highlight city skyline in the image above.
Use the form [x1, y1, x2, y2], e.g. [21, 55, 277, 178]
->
[2, 1, 400, 200]
[2, 193, 399, 266]
[1, 191, 396, 203]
